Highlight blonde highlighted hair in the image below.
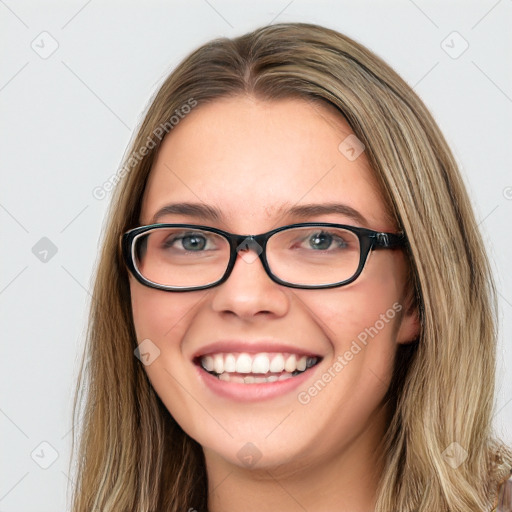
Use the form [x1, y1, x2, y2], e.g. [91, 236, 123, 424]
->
[70, 22, 512, 511]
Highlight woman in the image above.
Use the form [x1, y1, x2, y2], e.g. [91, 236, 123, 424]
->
[70, 22, 512, 512]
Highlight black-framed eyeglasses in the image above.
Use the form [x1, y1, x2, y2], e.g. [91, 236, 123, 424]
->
[121, 222, 407, 292]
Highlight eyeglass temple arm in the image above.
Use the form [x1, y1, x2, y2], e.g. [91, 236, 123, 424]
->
[373, 232, 408, 249]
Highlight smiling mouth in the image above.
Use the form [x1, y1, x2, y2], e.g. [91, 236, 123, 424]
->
[194, 352, 322, 384]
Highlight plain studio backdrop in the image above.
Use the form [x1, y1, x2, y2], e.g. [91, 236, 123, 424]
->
[1, 1, 511, 510]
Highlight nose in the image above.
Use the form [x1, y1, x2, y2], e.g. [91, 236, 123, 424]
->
[210, 247, 290, 319]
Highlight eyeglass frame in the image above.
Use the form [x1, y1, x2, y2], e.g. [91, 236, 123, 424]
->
[121, 222, 408, 292]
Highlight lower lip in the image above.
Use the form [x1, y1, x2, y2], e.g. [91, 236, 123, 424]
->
[194, 362, 321, 402]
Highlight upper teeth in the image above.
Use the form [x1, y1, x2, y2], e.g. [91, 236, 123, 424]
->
[199, 352, 318, 375]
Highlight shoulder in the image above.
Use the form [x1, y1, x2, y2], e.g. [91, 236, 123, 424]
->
[493, 468, 512, 511]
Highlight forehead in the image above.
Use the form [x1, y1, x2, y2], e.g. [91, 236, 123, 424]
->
[140, 96, 394, 231]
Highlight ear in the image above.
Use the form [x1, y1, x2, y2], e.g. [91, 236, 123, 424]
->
[396, 302, 420, 345]
[395, 283, 421, 345]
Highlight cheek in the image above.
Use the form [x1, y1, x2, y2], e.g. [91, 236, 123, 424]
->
[129, 278, 205, 343]
[297, 269, 404, 385]
[129, 281, 207, 428]
[291, 284, 404, 457]
[305, 283, 402, 347]
[130, 283, 168, 340]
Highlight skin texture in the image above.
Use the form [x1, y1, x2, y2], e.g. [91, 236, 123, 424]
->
[129, 96, 420, 512]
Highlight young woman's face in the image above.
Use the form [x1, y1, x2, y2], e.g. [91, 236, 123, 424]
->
[130, 96, 419, 473]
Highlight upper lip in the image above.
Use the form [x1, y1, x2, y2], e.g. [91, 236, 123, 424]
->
[191, 340, 323, 360]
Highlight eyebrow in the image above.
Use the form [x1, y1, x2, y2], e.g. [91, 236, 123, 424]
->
[150, 202, 369, 226]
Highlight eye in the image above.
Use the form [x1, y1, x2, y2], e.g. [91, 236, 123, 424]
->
[164, 232, 209, 251]
[306, 231, 348, 251]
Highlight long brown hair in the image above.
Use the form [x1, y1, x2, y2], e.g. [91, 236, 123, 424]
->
[70, 22, 512, 512]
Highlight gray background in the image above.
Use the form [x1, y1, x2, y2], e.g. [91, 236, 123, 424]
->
[1, 1, 511, 510]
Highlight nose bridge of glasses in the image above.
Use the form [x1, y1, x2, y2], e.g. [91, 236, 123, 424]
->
[211, 232, 273, 288]
[234, 234, 266, 265]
